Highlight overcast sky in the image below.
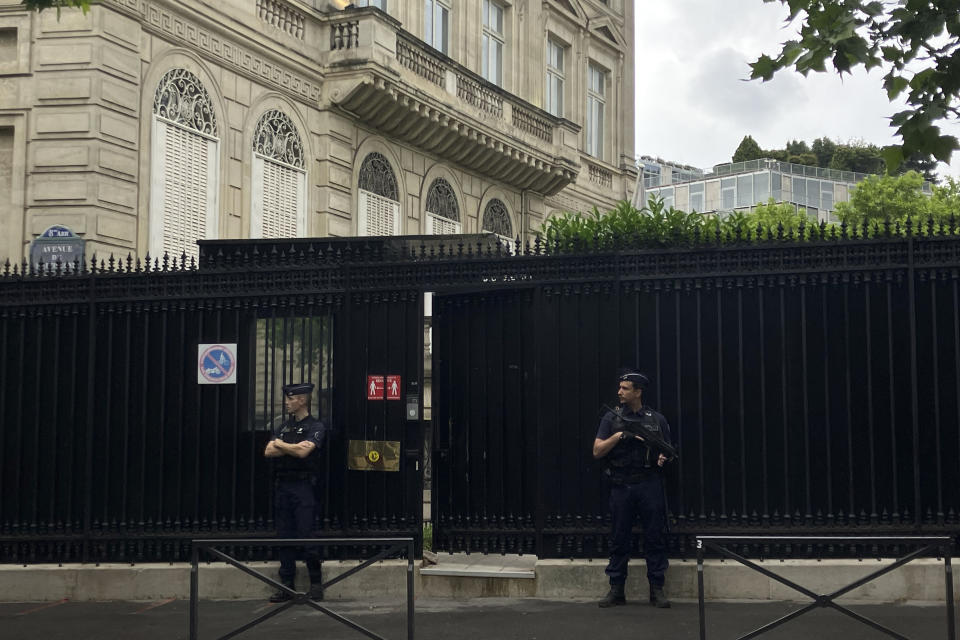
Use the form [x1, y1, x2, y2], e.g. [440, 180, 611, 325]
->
[633, 0, 960, 178]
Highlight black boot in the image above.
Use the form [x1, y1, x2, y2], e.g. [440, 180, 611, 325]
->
[598, 583, 626, 608]
[649, 585, 671, 608]
[269, 581, 295, 603]
[307, 583, 324, 601]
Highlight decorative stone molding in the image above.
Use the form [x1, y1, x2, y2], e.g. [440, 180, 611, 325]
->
[330, 19, 359, 50]
[456, 74, 503, 118]
[256, 0, 305, 41]
[513, 105, 553, 143]
[588, 162, 612, 189]
[396, 37, 445, 88]
[103, 0, 321, 103]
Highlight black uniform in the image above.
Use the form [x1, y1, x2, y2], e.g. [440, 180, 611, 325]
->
[596, 405, 672, 588]
[273, 414, 326, 586]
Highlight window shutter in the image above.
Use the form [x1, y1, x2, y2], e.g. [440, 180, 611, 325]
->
[358, 188, 401, 236]
[252, 154, 304, 238]
[150, 116, 218, 261]
[426, 212, 461, 235]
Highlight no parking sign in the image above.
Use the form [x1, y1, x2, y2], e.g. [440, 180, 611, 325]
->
[198, 344, 238, 384]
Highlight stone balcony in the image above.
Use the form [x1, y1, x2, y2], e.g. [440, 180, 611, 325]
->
[315, 7, 581, 196]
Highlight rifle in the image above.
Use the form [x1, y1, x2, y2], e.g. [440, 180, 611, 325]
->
[604, 405, 679, 461]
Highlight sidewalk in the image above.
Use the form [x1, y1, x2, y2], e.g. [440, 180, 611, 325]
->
[0, 596, 952, 640]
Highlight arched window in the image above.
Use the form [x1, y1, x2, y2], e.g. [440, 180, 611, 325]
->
[251, 109, 306, 239]
[149, 69, 219, 260]
[357, 152, 401, 236]
[425, 177, 460, 234]
[149, 68, 220, 262]
[481, 198, 512, 239]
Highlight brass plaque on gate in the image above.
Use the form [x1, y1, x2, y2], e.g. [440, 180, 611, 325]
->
[348, 439, 401, 472]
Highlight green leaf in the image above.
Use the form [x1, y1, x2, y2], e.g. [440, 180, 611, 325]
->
[928, 135, 957, 163]
[881, 145, 905, 174]
[881, 46, 902, 62]
[749, 55, 777, 81]
[885, 76, 909, 99]
[863, 1, 884, 17]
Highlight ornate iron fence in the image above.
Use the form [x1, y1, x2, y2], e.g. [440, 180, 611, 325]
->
[1, 225, 960, 562]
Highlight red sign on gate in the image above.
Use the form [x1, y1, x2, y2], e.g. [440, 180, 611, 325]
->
[386, 375, 402, 400]
[367, 375, 385, 400]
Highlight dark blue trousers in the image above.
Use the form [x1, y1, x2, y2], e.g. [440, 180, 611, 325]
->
[605, 475, 668, 587]
[275, 479, 322, 585]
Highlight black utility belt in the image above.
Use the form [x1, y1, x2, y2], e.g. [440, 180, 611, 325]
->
[612, 471, 660, 484]
[275, 472, 315, 481]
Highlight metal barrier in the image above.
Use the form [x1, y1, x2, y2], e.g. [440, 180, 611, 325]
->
[190, 537, 415, 640]
[696, 535, 956, 640]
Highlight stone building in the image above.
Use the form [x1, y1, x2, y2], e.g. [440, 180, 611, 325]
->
[0, 0, 636, 264]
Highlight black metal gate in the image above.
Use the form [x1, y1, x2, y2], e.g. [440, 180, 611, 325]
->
[0, 242, 425, 564]
[431, 236, 960, 558]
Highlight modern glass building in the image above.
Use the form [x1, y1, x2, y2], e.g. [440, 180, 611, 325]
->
[633, 158, 932, 222]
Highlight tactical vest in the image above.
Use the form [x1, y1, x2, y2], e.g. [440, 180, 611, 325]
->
[604, 409, 661, 484]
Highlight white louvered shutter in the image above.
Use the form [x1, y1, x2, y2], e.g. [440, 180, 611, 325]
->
[252, 154, 305, 238]
[150, 117, 218, 261]
[358, 188, 401, 236]
[426, 212, 461, 235]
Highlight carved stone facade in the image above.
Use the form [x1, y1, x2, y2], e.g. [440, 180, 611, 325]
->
[0, 0, 636, 261]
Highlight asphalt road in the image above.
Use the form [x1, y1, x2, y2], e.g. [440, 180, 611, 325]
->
[0, 596, 953, 640]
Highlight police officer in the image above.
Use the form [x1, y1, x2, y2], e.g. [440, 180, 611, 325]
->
[264, 382, 327, 602]
[593, 370, 673, 609]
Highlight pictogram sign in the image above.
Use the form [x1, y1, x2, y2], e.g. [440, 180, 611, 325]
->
[386, 375, 402, 400]
[198, 344, 238, 384]
[367, 375, 385, 400]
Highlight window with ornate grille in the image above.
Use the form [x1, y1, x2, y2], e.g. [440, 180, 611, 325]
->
[357, 152, 401, 236]
[425, 177, 461, 234]
[149, 68, 219, 262]
[481, 198, 512, 248]
[251, 110, 306, 239]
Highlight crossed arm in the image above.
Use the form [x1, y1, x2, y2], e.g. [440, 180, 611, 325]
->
[264, 438, 316, 459]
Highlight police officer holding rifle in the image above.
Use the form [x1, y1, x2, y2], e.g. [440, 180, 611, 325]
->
[593, 369, 675, 609]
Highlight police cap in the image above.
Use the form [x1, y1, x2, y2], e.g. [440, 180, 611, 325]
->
[282, 382, 315, 397]
[618, 371, 650, 389]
